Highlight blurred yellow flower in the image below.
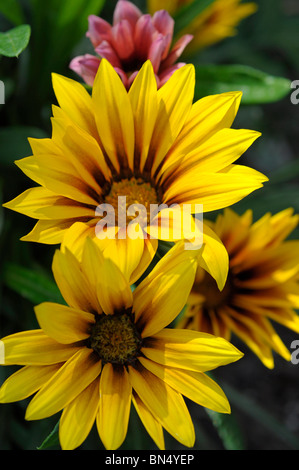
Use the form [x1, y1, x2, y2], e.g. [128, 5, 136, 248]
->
[0, 239, 243, 450]
[178, 208, 299, 369]
[3, 59, 267, 289]
[148, 0, 258, 54]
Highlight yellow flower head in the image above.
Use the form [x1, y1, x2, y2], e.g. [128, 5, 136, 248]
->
[0, 239, 243, 450]
[148, 0, 258, 53]
[4, 59, 267, 287]
[178, 208, 299, 369]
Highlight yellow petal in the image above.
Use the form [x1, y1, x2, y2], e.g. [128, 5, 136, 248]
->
[129, 237, 158, 285]
[59, 377, 100, 450]
[132, 391, 165, 450]
[14, 156, 49, 186]
[19, 154, 99, 206]
[52, 246, 101, 313]
[146, 205, 203, 247]
[21, 218, 74, 244]
[28, 136, 61, 155]
[96, 258, 134, 314]
[61, 221, 97, 260]
[140, 357, 231, 414]
[3, 187, 94, 220]
[214, 208, 252, 261]
[157, 64, 195, 137]
[34, 302, 95, 344]
[199, 222, 229, 290]
[128, 363, 195, 448]
[0, 364, 61, 403]
[52, 73, 98, 139]
[92, 59, 135, 173]
[221, 309, 275, 369]
[80, 236, 106, 290]
[161, 91, 243, 179]
[270, 242, 299, 283]
[183, 0, 257, 52]
[150, 64, 195, 177]
[225, 305, 291, 362]
[133, 241, 199, 337]
[233, 290, 292, 310]
[1, 330, 80, 365]
[97, 364, 132, 450]
[265, 307, 299, 334]
[142, 328, 243, 372]
[81, 237, 133, 314]
[163, 164, 268, 212]
[25, 348, 101, 420]
[97, 230, 147, 284]
[128, 61, 159, 173]
[175, 128, 261, 176]
[54, 119, 111, 188]
[267, 209, 299, 248]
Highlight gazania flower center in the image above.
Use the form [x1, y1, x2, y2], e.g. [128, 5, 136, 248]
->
[193, 270, 233, 309]
[89, 311, 142, 365]
[104, 177, 158, 225]
[122, 57, 145, 75]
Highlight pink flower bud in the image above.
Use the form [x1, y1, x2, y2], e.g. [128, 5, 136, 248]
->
[113, 0, 142, 27]
[70, 0, 193, 89]
[69, 54, 101, 86]
[87, 15, 112, 48]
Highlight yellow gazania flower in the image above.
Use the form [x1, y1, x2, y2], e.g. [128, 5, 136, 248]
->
[3, 59, 266, 288]
[178, 208, 299, 369]
[148, 0, 257, 53]
[0, 239, 243, 450]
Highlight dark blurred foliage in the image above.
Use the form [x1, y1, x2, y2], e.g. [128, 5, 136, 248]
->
[0, 0, 298, 450]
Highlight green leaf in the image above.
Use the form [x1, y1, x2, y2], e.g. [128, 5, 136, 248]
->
[194, 64, 291, 104]
[173, 0, 215, 35]
[0, 0, 25, 25]
[0, 24, 31, 57]
[205, 408, 246, 450]
[37, 421, 60, 450]
[2, 262, 65, 305]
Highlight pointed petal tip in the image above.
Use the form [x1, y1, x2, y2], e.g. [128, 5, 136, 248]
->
[181, 62, 195, 76]
[221, 402, 231, 415]
[51, 72, 60, 84]
[231, 346, 244, 362]
[20, 234, 31, 242]
[217, 270, 229, 292]
[24, 407, 35, 421]
[95, 56, 116, 79]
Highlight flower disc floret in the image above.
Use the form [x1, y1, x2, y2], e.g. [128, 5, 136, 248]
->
[89, 310, 142, 364]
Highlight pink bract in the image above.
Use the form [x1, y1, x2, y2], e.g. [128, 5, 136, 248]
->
[69, 0, 193, 89]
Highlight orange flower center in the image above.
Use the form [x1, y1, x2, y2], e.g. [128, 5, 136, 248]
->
[104, 177, 158, 226]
